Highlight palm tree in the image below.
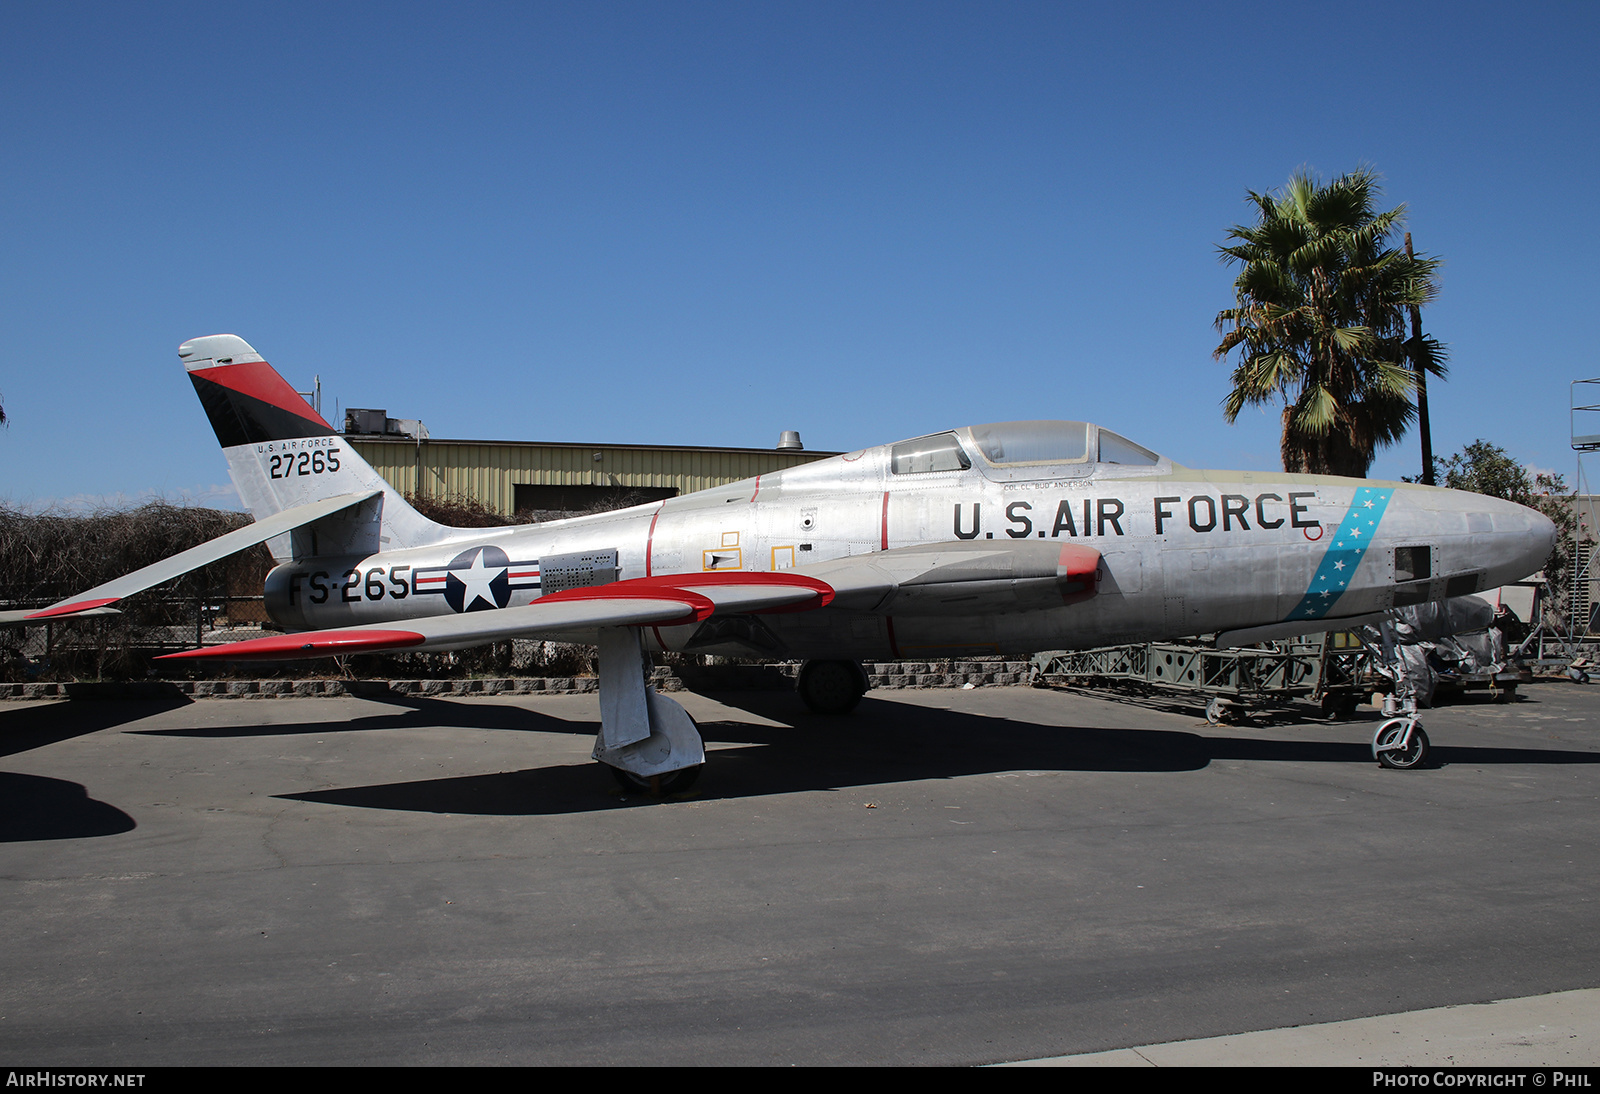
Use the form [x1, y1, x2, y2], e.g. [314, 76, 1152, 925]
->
[1214, 168, 1445, 477]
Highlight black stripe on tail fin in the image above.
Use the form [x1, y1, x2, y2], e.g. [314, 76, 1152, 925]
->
[179, 335, 333, 447]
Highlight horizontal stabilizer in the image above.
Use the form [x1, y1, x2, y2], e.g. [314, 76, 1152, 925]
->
[24, 490, 381, 621]
[158, 571, 835, 661]
[0, 606, 121, 628]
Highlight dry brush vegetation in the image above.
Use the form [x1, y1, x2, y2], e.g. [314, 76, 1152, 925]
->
[0, 499, 603, 682]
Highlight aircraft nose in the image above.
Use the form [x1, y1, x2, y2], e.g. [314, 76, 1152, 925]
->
[1415, 487, 1557, 589]
[1486, 495, 1558, 585]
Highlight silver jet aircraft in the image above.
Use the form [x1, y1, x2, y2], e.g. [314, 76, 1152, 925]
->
[24, 335, 1557, 790]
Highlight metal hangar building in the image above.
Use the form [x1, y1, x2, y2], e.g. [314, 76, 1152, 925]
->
[340, 410, 838, 519]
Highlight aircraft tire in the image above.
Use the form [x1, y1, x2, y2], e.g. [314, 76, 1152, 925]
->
[605, 710, 704, 796]
[798, 659, 867, 715]
[608, 762, 703, 796]
[1373, 719, 1429, 770]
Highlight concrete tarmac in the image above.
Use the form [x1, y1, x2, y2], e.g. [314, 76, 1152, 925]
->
[2, 680, 1598, 1066]
[1016, 988, 1600, 1066]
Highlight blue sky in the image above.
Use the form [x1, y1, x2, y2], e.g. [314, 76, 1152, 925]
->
[2, 1, 1596, 508]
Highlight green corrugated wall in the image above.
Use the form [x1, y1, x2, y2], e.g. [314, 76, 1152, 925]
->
[347, 436, 837, 516]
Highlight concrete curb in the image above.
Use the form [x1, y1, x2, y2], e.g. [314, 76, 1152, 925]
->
[0, 660, 1036, 700]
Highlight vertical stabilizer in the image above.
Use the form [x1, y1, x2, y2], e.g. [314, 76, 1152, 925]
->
[179, 334, 452, 559]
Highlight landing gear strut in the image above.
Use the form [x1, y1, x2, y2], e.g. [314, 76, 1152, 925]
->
[594, 627, 705, 794]
[797, 659, 868, 715]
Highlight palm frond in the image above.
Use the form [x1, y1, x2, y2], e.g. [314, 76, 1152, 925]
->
[1214, 166, 1446, 475]
[1293, 383, 1341, 435]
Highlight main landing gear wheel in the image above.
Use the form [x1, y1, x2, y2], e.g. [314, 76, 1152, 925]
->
[598, 697, 706, 797]
[1373, 717, 1430, 770]
[608, 762, 703, 796]
[797, 659, 868, 715]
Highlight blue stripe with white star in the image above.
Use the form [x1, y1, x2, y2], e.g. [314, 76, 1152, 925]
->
[1285, 486, 1394, 621]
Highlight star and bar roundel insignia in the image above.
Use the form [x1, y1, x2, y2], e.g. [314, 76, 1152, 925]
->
[413, 546, 542, 613]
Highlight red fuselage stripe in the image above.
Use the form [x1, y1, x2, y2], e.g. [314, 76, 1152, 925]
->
[646, 505, 662, 577]
[646, 504, 665, 647]
[880, 491, 890, 551]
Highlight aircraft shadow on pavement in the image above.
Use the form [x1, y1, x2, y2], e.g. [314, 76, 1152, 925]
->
[266, 694, 1600, 817]
[127, 694, 577, 740]
[1, 697, 193, 758]
[0, 771, 135, 841]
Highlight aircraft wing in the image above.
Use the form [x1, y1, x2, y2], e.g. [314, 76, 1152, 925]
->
[16, 490, 382, 622]
[157, 571, 836, 661]
[795, 539, 1100, 614]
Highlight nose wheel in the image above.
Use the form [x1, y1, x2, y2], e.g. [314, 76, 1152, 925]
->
[1372, 716, 1430, 770]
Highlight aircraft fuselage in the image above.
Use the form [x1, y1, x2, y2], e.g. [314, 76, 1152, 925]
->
[262, 423, 1556, 661]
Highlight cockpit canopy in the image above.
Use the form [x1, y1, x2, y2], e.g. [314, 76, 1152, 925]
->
[889, 421, 1161, 475]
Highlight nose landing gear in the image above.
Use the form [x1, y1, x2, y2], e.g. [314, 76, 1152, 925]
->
[1372, 716, 1430, 770]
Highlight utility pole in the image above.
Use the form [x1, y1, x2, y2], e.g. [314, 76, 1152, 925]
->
[1406, 232, 1435, 485]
